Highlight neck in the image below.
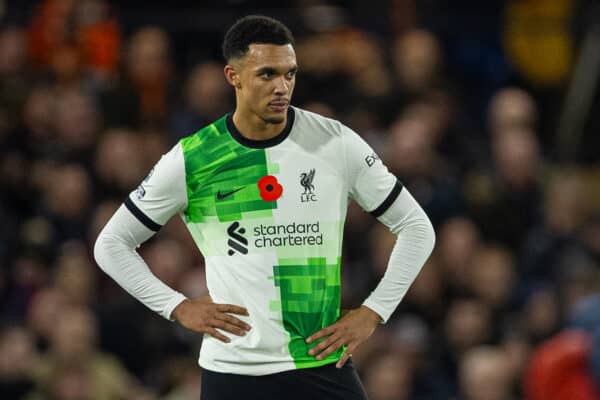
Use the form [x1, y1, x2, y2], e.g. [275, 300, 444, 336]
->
[232, 107, 287, 141]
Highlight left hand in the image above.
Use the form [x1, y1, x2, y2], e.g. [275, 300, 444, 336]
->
[306, 306, 382, 368]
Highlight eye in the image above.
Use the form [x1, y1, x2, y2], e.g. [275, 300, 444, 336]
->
[286, 70, 296, 79]
[260, 71, 274, 79]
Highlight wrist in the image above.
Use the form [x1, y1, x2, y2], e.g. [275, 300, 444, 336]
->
[360, 305, 383, 325]
[172, 298, 191, 322]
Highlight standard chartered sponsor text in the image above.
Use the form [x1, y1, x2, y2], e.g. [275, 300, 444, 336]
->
[253, 221, 323, 247]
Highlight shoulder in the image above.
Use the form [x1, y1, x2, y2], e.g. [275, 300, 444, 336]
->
[179, 114, 230, 151]
[292, 106, 351, 139]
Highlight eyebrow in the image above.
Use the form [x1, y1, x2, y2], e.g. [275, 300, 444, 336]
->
[256, 67, 276, 75]
[256, 66, 298, 75]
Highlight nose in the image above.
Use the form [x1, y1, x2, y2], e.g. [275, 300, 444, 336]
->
[274, 76, 289, 95]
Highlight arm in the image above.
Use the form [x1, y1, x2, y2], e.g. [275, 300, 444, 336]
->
[94, 143, 188, 319]
[307, 187, 435, 366]
[362, 187, 436, 323]
[307, 125, 435, 367]
[94, 204, 188, 320]
[94, 143, 251, 340]
[93, 206, 250, 340]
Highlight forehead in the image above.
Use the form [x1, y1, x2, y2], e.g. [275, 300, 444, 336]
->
[242, 43, 296, 70]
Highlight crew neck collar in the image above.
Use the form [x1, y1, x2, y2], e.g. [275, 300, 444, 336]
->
[226, 107, 295, 149]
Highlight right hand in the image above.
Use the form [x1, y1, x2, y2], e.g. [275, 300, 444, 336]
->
[172, 295, 251, 343]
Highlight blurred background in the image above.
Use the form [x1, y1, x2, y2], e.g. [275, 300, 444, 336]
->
[1, 0, 600, 399]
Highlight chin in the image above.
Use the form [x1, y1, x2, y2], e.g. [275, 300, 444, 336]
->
[262, 111, 285, 124]
[265, 117, 285, 124]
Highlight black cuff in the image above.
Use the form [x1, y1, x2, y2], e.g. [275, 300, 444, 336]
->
[370, 180, 404, 218]
[124, 197, 162, 232]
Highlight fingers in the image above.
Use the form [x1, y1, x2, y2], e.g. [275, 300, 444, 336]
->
[336, 345, 355, 369]
[305, 319, 359, 364]
[206, 327, 230, 343]
[208, 304, 252, 338]
[306, 325, 335, 344]
[215, 312, 252, 331]
[216, 304, 249, 316]
[304, 307, 377, 367]
[176, 299, 252, 341]
[308, 332, 340, 356]
[211, 318, 247, 336]
[313, 337, 345, 361]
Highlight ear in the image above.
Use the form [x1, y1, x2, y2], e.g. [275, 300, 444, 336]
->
[224, 64, 241, 89]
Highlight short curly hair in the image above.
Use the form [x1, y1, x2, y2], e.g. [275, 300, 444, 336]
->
[222, 15, 295, 62]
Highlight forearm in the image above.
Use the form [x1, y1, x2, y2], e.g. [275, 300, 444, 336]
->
[94, 205, 187, 320]
[362, 189, 436, 323]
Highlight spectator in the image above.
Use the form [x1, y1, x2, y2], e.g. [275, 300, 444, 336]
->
[386, 104, 462, 226]
[0, 3, 598, 398]
[28, 0, 120, 79]
[464, 127, 543, 249]
[391, 29, 443, 96]
[169, 61, 233, 141]
[459, 346, 516, 400]
[437, 217, 482, 295]
[29, 305, 148, 399]
[0, 326, 39, 399]
[468, 245, 516, 311]
[362, 350, 414, 400]
[488, 87, 538, 137]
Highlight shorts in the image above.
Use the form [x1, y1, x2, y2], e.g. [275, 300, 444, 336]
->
[200, 360, 368, 400]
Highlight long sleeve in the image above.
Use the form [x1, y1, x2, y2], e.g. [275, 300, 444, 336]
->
[94, 142, 189, 320]
[339, 123, 435, 323]
[94, 205, 187, 320]
[362, 189, 435, 323]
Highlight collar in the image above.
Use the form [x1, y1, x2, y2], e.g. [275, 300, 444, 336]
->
[226, 107, 295, 149]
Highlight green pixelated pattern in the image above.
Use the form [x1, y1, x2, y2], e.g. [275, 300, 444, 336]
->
[180, 116, 278, 222]
[271, 257, 343, 368]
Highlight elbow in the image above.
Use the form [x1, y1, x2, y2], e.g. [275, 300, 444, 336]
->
[93, 233, 105, 271]
[411, 209, 436, 258]
[424, 216, 436, 256]
[93, 231, 112, 274]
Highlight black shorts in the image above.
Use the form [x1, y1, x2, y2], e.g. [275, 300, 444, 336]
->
[200, 360, 368, 400]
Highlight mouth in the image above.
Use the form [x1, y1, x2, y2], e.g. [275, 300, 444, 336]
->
[268, 100, 289, 112]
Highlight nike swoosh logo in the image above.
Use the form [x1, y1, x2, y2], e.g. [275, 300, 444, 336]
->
[216, 187, 245, 200]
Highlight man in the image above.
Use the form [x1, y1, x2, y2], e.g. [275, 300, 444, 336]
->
[94, 15, 435, 400]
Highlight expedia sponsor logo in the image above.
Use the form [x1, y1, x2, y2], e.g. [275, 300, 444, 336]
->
[253, 221, 323, 248]
[365, 152, 380, 167]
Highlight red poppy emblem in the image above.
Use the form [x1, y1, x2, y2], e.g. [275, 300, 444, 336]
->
[257, 175, 283, 202]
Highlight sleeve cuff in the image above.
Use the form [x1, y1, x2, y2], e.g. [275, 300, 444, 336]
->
[361, 298, 390, 324]
[162, 292, 188, 321]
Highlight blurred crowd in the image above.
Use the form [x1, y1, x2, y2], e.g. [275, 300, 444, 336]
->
[1, 0, 600, 399]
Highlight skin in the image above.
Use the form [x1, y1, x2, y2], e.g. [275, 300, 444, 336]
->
[173, 42, 382, 368]
[225, 43, 297, 140]
[172, 295, 251, 343]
